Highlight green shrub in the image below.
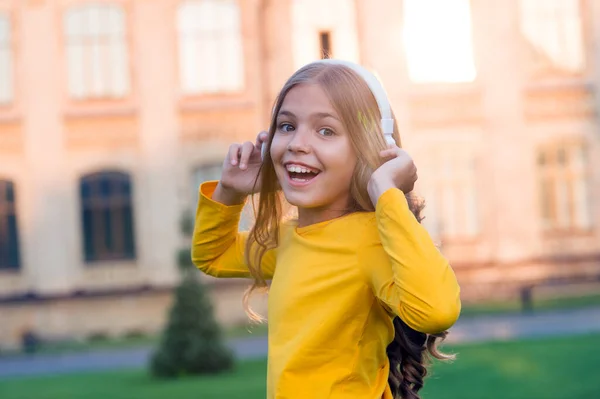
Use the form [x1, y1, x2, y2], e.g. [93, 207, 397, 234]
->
[150, 247, 234, 378]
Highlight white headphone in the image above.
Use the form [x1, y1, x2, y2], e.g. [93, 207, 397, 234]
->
[262, 59, 396, 160]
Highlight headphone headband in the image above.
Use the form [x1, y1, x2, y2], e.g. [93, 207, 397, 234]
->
[315, 59, 396, 146]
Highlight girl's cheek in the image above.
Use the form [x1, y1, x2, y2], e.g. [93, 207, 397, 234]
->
[269, 136, 282, 160]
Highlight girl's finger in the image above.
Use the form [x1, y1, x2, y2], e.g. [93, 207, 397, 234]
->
[255, 131, 268, 148]
[238, 141, 255, 170]
[229, 144, 241, 166]
[380, 149, 399, 159]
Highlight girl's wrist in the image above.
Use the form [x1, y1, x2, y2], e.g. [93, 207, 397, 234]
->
[212, 182, 247, 206]
[367, 172, 395, 206]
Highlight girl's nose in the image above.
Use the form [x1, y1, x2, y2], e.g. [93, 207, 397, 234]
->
[286, 128, 312, 154]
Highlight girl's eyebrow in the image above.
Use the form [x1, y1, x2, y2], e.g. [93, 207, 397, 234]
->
[313, 112, 340, 122]
[277, 110, 296, 119]
[278, 109, 340, 122]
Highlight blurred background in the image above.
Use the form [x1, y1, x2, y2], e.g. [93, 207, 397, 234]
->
[0, 0, 599, 398]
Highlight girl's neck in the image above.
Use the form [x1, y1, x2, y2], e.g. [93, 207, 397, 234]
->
[296, 206, 354, 228]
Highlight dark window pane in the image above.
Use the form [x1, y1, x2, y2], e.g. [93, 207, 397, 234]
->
[0, 223, 7, 268]
[0, 181, 20, 269]
[7, 214, 20, 268]
[111, 207, 121, 254]
[6, 182, 14, 203]
[80, 180, 91, 200]
[81, 171, 135, 263]
[103, 207, 113, 253]
[100, 177, 112, 198]
[83, 208, 94, 261]
[122, 179, 131, 196]
[123, 205, 135, 258]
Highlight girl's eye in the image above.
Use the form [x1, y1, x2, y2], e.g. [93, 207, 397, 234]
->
[279, 123, 295, 132]
[318, 128, 334, 137]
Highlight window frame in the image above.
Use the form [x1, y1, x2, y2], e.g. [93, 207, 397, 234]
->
[60, 0, 137, 114]
[319, 30, 332, 59]
[420, 147, 481, 243]
[176, 0, 245, 96]
[0, 11, 14, 107]
[0, 6, 20, 120]
[79, 170, 137, 263]
[290, 0, 360, 70]
[537, 140, 593, 235]
[518, 0, 591, 82]
[0, 179, 21, 271]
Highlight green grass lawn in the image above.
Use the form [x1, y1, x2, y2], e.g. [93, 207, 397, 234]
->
[1, 333, 599, 399]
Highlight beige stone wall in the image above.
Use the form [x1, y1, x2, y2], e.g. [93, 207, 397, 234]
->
[0, 280, 266, 350]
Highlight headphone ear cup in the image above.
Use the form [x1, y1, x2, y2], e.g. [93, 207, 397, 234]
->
[385, 135, 397, 147]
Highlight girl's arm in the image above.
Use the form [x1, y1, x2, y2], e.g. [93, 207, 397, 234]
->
[191, 181, 276, 279]
[360, 187, 461, 334]
[363, 147, 460, 334]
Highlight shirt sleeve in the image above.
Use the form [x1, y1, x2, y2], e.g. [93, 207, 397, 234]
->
[191, 181, 276, 279]
[359, 188, 461, 334]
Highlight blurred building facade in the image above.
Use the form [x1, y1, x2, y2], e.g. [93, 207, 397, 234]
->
[0, 0, 599, 347]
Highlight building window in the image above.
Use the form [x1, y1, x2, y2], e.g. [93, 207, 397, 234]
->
[291, 0, 359, 69]
[420, 150, 479, 240]
[80, 171, 136, 262]
[0, 180, 20, 270]
[519, 0, 585, 76]
[319, 31, 332, 59]
[538, 142, 591, 232]
[0, 14, 13, 104]
[192, 163, 222, 203]
[402, 0, 476, 83]
[64, 3, 130, 99]
[177, 0, 244, 94]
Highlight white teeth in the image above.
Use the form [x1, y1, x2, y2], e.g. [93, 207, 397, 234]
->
[286, 164, 317, 174]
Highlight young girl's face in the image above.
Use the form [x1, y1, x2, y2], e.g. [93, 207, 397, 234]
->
[270, 83, 357, 218]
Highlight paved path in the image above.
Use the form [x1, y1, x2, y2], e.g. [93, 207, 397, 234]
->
[447, 306, 600, 343]
[0, 336, 268, 380]
[1, 306, 599, 379]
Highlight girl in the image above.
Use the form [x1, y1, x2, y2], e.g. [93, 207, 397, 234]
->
[192, 59, 461, 399]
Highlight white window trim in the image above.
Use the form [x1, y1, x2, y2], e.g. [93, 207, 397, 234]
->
[177, 0, 245, 95]
[0, 13, 13, 105]
[64, 3, 130, 100]
[519, 0, 586, 75]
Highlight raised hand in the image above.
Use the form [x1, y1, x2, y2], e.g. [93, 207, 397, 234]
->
[212, 131, 268, 205]
[367, 145, 418, 206]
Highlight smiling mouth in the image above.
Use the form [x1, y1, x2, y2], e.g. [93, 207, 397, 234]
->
[285, 164, 321, 183]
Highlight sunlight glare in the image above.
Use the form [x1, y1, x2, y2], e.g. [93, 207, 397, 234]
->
[402, 0, 477, 83]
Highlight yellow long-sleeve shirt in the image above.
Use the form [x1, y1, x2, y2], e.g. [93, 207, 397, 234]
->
[192, 181, 461, 399]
